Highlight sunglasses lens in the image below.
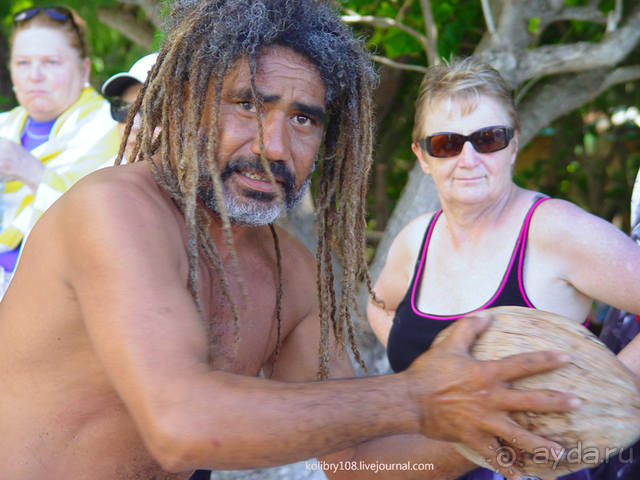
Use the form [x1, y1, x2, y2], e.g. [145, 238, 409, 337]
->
[110, 101, 132, 123]
[428, 134, 465, 158]
[14, 7, 70, 23]
[13, 8, 39, 23]
[423, 126, 513, 158]
[471, 127, 508, 153]
[44, 8, 72, 22]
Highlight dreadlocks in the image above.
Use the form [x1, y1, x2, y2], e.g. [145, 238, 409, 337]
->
[118, 0, 377, 379]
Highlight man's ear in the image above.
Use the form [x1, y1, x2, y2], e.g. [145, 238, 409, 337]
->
[412, 142, 431, 175]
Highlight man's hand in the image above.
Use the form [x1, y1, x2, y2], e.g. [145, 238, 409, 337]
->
[404, 314, 577, 479]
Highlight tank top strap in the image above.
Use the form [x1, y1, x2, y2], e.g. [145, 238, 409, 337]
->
[514, 195, 550, 306]
[408, 210, 443, 295]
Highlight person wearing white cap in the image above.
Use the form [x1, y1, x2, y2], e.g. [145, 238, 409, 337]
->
[101, 53, 158, 160]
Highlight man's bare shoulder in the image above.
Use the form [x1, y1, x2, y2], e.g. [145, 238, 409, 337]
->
[24, 162, 189, 288]
[62, 162, 175, 216]
[46, 162, 183, 243]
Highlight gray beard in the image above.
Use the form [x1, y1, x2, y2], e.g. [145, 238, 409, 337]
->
[213, 174, 311, 226]
[198, 156, 313, 226]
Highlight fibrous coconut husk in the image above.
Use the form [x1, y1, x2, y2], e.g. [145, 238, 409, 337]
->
[433, 306, 640, 477]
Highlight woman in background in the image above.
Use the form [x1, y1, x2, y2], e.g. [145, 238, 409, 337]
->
[0, 6, 119, 283]
[368, 57, 640, 480]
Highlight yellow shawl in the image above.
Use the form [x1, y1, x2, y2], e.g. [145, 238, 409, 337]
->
[0, 86, 119, 251]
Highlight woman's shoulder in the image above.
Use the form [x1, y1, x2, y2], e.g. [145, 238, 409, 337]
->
[531, 195, 592, 223]
[397, 211, 438, 241]
[387, 210, 439, 262]
[527, 193, 615, 245]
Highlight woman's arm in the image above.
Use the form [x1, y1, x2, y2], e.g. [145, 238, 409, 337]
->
[0, 138, 44, 191]
[367, 215, 431, 346]
[527, 199, 640, 322]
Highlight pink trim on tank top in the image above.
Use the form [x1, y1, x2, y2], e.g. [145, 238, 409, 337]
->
[409, 197, 549, 320]
[516, 197, 549, 307]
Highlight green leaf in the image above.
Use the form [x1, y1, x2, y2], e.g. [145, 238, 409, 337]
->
[528, 17, 541, 35]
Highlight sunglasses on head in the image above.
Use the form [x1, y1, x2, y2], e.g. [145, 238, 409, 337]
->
[109, 100, 135, 124]
[418, 126, 515, 158]
[13, 6, 85, 57]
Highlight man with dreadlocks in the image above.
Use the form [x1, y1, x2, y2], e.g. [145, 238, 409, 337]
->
[0, 1, 578, 479]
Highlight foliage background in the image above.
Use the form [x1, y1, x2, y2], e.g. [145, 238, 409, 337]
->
[342, 0, 640, 234]
[1, 0, 639, 231]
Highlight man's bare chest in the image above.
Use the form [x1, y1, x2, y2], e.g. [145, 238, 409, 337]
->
[199, 265, 287, 375]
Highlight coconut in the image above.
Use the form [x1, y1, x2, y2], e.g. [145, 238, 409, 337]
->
[433, 306, 640, 477]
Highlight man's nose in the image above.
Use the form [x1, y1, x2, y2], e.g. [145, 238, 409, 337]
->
[250, 113, 291, 165]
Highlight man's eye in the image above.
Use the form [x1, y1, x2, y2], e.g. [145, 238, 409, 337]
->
[239, 101, 256, 112]
[294, 114, 312, 126]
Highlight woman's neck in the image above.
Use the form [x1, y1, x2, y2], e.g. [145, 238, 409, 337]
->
[440, 183, 520, 246]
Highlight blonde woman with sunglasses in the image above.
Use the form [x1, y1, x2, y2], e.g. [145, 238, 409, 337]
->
[368, 57, 640, 480]
[0, 6, 118, 286]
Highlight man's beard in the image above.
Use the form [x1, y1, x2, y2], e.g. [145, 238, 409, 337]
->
[197, 156, 312, 226]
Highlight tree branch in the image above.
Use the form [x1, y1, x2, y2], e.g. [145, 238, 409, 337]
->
[371, 55, 428, 74]
[115, 0, 164, 28]
[397, 0, 413, 21]
[541, 6, 607, 24]
[481, 0, 497, 34]
[341, 14, 430, 56]
[519, 66, 640, 146]
[487, 1, 606, 53]
[606, 0, 623, 32]
[501, 3, 640, 86]
[131, 0, 164, 28]
[97, 7, 156, 50]
[418, 0, 439, 65]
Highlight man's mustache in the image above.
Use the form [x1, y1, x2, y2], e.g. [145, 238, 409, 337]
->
[220, 156, 296, 194]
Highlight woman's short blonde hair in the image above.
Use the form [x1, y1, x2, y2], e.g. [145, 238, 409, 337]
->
[10, 7, 88, 59]
[412, 57, 519, 142]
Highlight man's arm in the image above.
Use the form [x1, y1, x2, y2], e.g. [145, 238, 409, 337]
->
[273, 281, 572, 479]
[59, 173, 575, 476]
[272, 301, 476, 480]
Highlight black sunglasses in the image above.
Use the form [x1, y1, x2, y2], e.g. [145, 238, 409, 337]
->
[109, 100, 135, 123]
[13, 6, 85, 57]
[419, 126, 515, 158]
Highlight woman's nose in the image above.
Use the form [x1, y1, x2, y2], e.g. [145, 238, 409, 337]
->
[28, 62, 44, 81]
[456, 140, 481, 166]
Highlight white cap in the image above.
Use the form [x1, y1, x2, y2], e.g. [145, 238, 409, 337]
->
[101, 53, 158, 97]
